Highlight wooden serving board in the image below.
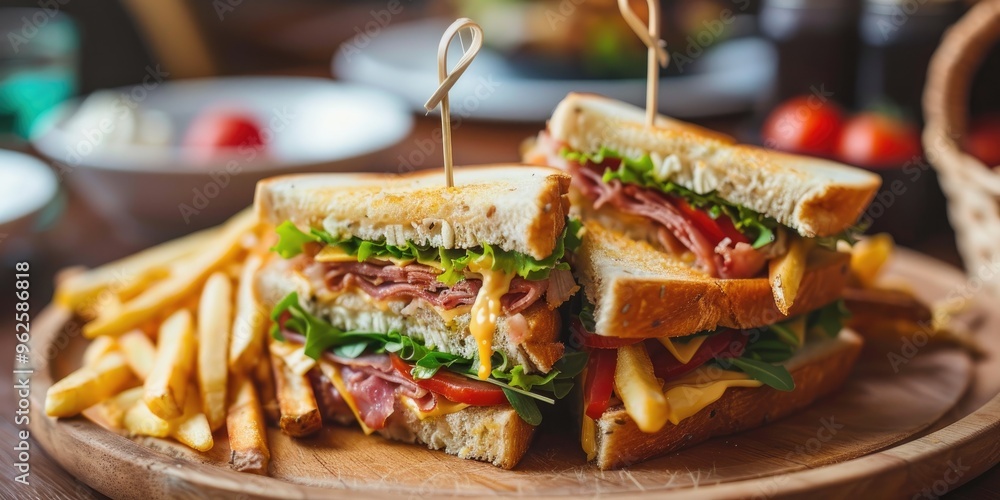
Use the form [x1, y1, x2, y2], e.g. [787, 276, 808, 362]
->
[29, 249, 1000, 498]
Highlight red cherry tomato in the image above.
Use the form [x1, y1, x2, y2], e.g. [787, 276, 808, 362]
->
[964, 114, 1000, 167]
[568, 317, 642, 349]
[583, 348, 617, 420]
[646, 329, 748, 381]
[184, 110, 265, 156]
[389, 355, 508, 406]
[762, 95, 845, 156]
[673, 198, 749, 246]
[836, 112, 922, 169]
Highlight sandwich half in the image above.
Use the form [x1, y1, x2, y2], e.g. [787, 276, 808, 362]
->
[570, 222, 863, 469]
[525, 93, 881, 313]
[253, 165, 585, 469]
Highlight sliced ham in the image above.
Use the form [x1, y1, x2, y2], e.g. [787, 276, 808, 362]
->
[562, 149, 766, 279]
[304, 260, 551, 315]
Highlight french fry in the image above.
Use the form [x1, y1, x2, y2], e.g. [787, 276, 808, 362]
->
[271, 351, 322, 437]
[82, 336, 118, 367]
[227, 376, 270, 474]
[254, 349, 280, 425]
[55, 225, 220, 312]
[614, 344, 669, 433]
[96, 386, 144, 428]
[172, 385, 215, 452]
[769, 237, 812, 315]
[124, 385, 214, 452]
[144, 309, 196, 420]
[229, 254, 267, 375]
[850, 233, 894, 289]
[124, 400, 171, 438]
[270, 342, 316, 377]
[83, 209, 255, 338]
[198, 272, 232, 431]
[118, 330, 157, 380]
[45, 352, 136, 417]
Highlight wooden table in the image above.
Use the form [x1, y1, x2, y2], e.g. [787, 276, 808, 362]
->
[2, 115, 997, 499]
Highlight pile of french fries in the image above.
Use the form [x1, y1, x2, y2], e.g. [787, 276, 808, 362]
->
[43, 209, 308, 476]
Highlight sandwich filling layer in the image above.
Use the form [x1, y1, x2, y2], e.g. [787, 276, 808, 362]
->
[266, 218, 585, 425]
[572, 299, 849, 442]
[531, 132, 853, 279]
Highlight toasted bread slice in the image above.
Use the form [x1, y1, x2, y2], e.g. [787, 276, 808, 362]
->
[589, 329, 863, 469]
[256, 256, 564, 373]
[544, 93, 881, 237]
[577, 222, 850, 338]
[383, 402, 534, 469]
[254, 165, 571, 260]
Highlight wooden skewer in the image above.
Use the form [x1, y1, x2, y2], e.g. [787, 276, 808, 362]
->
[618, 0, 669, 127]
[423, 18, 485, 188]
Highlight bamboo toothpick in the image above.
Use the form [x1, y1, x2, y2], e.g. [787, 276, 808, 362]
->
[423, 18, 484, 188]
[618, 0, 669, 127]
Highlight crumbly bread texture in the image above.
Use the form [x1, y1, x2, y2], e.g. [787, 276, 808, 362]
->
[590, 329, 864, 469]
[576, 222, 850, 338]
[379, 402, 535, 469]
[254, 165, 571, 259]
[546, 93, 881, 237]
[256, 256, 564, 373]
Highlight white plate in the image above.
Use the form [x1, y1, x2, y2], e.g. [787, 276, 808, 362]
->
[333, 19, 776, 122]
[0, 149, 59, 239]
[29, 77, 413, 236]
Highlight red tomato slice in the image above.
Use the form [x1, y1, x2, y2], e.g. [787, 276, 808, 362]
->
[674, 198, 749, 246]
[568, 318, 642, 349]
[647, 329, 749, 381]
[583, 348, 617, 420]
[389, 355, 508, 406]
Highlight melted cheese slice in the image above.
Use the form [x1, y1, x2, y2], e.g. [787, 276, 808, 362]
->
[656, 335, 708, 364]
[661, 369, 763, 425]
[581, 415, 597, 461]
[467, 259, 514, 379]
[401, 396, 469, 420]
[319, 362, 375, 435]
[315, 244, 442, 269]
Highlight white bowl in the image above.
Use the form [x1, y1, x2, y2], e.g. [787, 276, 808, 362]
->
[0, 149, 59, 242]
[31, 77, 413, 237]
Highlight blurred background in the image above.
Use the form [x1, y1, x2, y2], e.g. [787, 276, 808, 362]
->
[2, 0, 1000, 496]
[3, 0, 1000, 305]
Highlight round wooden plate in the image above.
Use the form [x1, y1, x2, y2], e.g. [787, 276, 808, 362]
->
[29, 249, 1000, 498]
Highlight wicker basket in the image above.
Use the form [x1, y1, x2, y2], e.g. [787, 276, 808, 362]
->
[924, 0, 1000, 297]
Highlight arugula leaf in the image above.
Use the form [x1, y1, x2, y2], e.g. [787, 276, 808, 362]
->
[271, 218, 583, 284]
[502, 388, 542, 426]
[807, 300, 850, 338]
[728, 357, 795, 391]
[270, 292, 581, 423]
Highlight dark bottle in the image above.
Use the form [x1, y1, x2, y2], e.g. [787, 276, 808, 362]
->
[856, 0, 963, 120]
[760, 0, 860, 106]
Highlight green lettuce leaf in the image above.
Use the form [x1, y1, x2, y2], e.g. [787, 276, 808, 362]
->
[271, 218, 584, 285]
[269, 292, 583, 424]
